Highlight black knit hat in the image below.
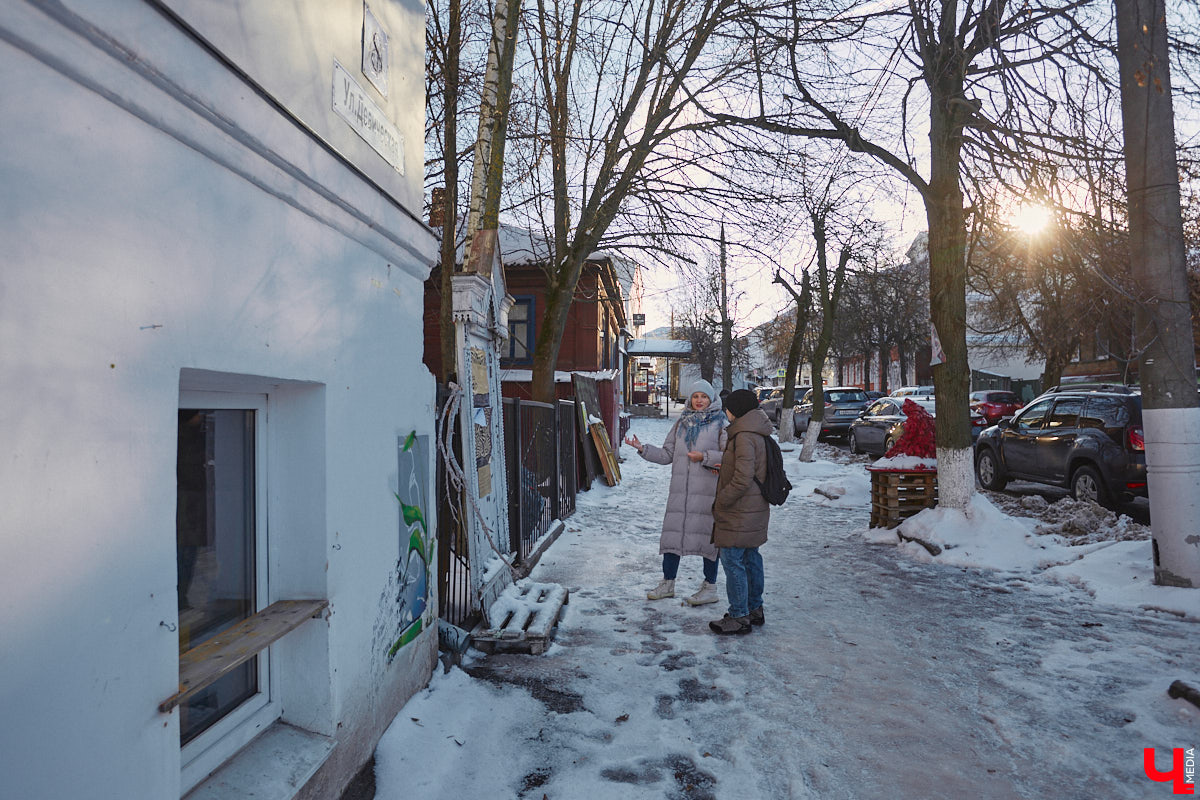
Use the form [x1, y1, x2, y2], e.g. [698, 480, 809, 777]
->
[724, 389, 759, 419]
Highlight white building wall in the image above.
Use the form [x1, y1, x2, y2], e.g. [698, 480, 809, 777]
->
[0, 2, 436, 798]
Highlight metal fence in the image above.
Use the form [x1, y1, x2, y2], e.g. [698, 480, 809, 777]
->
[503, 397, 578, 564]
[435, 385, 475, 630]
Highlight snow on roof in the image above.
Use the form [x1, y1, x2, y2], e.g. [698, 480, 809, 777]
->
[500, 369, 573, 384]
[627, 339, 691, 356]
[500, 368, 621, 383]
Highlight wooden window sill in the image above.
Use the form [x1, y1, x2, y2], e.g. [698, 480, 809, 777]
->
[160, 599, 328, 713]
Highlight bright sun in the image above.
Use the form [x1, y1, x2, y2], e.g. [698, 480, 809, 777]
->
[1011, 203, 1053, 235]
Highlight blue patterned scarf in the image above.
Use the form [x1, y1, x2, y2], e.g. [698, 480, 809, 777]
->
[678, 407, 725, 449]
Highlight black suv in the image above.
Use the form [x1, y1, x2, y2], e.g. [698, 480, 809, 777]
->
[973, 386, 1146, 508]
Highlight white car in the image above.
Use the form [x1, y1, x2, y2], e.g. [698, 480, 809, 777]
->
[890, 385, 935, 398]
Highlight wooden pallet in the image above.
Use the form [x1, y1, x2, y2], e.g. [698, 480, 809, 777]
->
[474, 582, 569, 655]
[868, 469, 938, 529]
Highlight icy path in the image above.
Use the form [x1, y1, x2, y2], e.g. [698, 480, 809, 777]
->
[375, 417, 1198, 800]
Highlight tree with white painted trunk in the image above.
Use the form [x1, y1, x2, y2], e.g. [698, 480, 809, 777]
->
[797, 193, 854, 463]
[1115, 0, 1200, 588]
[773, 269, 813, 444]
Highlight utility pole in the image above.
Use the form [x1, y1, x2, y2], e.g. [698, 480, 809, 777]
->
[1115, 0, 1200, 587]
[667, 309, 675, 418]
[719, 224, 733, 393]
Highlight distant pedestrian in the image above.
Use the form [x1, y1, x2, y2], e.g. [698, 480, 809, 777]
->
[708, 389, 770, 635]
[624, 379, 726, 606]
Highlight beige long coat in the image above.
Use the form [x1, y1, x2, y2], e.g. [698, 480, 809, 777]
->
[713, 408, 772, 548]
[640, 415, 727, 560]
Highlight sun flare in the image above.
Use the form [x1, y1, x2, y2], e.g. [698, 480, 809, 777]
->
[1011, 204, 1053, 236]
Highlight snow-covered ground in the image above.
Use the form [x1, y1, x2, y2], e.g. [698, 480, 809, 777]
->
[373, 415, 1199, 799]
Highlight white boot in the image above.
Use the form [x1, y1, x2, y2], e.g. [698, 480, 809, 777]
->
[684, 581, 719, 606]
[646, 578, 675, 600]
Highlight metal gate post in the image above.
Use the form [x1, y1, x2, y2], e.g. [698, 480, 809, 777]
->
[511, 397, 523, 554]
[551, 402, 562, 521]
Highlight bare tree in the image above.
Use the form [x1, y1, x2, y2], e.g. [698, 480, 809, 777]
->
[772, 269, 814, 442]
[797, 193, 858, 462]
[507, 0, 754, 402]
[699, 0, 1119, 507]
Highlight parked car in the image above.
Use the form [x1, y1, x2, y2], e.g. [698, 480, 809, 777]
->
[890, 385, 935, 398]
[973, 386, 1146, 508]
[754, 386, 777, 404]
[795, 386, 871, 438]
[848, 397, 987, 455]
[969, 390, 1024, 425]
[761, 385, 810, 424]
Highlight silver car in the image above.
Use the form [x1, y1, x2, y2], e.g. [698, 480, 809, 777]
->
[795, 387, 871, 438]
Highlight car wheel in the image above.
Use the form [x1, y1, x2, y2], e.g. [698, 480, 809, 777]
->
[848, 430, 861, 454]
[975, 449, 1008, 491]
[1071, 464, 1111, 508]
[883, 434, 898, 454]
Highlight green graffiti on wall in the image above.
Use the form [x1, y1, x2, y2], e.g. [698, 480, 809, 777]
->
[387, 432, 433, 662]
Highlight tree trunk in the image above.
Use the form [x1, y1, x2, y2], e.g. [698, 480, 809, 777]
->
[463, 0, 522, 260]
[531, 264, 582, 402]
[438, 0, 461, 382]
[926, 45, 973, 511]
[775, 271, 812, 444]
[1115, 0, 1200, 587]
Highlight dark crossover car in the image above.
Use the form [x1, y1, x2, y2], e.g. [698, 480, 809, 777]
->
[795, 387, 871, 438]
[969, 390, 1025, 425]
[849, 396, 988, 455]
[973, 386, 1146, 508]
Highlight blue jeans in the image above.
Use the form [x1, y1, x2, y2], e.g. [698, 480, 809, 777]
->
[662, 553, 719, 584]
[718, 547, 763, 618]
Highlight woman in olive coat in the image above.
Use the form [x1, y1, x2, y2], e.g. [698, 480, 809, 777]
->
[709, 389, 771, 634]
[625, 379, 726, 606]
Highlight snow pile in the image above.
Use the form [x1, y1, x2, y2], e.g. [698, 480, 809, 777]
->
[893, 493, 1074, 571]
[1044, 541, 1200, 621]
[375, 667, 551, 796]
[485, 580, 569, 631]
[881, 494, 1199, 621]
[869, 454, 937, 471]
[809, 470, 871, 505]
[788, 457, 872, 507]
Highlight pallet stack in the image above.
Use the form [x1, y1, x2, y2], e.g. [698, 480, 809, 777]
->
[868, 468, 938, 529]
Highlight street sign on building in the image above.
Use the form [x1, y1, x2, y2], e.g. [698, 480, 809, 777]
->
[633, 313, 645, 326]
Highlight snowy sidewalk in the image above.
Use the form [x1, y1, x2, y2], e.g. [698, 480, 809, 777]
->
[373, 416, 1199, 799]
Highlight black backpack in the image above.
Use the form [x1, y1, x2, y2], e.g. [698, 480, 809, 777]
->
[739, 432, 791, 505]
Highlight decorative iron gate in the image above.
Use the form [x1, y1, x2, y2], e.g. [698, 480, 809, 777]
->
[503, 397, 578, 565]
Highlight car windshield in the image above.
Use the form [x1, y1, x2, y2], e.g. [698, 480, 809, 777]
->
[827, 390, 867, 403]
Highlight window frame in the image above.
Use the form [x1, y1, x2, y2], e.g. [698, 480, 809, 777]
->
[177, 390, 280, 793]
[505, 295, 536, 364]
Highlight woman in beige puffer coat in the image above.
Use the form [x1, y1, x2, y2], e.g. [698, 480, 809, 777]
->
[625, 379, 726, 606]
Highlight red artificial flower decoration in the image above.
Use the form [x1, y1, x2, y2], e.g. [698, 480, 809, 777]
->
[885, 399, 937, 459]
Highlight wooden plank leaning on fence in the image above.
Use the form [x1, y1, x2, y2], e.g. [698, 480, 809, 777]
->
[589, 422, 621, 486]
